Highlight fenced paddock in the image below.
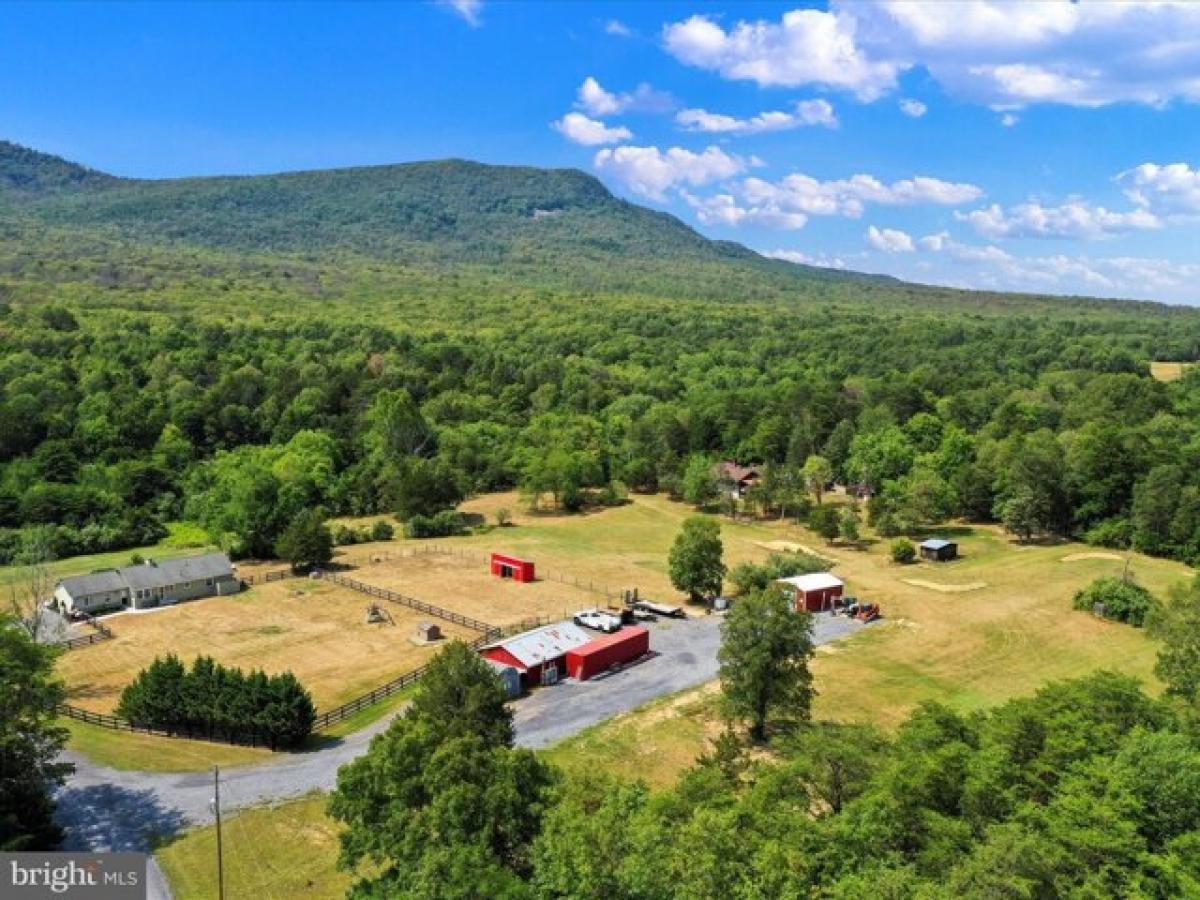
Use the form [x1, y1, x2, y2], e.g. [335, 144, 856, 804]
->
[343, 546, 617, 626]
[55, 578, 480, 715]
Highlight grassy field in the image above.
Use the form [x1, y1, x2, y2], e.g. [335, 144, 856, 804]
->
[344, 548, 607, 626]
[155, 794, 353, 900]
[30, 490, 1194, 780]
[1150, 361, 1197, 382]
[64, 719, 274, 772]
[56, 577, 478, 714]
[148, 492, 1194, 896]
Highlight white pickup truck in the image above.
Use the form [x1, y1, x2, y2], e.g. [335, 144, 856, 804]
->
[573, 608, 623, 633]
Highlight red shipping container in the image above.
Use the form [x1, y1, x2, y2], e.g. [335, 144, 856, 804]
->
[566, 626, 650, 681]
[491, 552, 535, 583]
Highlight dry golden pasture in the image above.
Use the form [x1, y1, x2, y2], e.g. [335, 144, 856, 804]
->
[56, 578, 477, 714]
[346, 550, 606, 627]
[1150, 361, 1196, 382]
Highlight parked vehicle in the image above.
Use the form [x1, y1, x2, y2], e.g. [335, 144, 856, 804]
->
[573, 608, 623, 633]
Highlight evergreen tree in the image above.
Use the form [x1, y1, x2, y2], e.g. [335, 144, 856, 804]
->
[276, 508, 334, 571]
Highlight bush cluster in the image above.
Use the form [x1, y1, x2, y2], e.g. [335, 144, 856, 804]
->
[404, 510, 467, 539]
[116, 654, 315, 749]
[1072, 575, 1156, 627]
[728, 551, 827, 596]
[890, 538, 917, 564]
[332, 519, 394, 546]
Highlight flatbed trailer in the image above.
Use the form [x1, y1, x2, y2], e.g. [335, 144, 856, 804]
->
[632, 600, 686, 619]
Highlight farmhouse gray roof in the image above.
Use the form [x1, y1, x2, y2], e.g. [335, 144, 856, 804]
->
[57, 569, 128, 597]
[58, 552, 235, 598]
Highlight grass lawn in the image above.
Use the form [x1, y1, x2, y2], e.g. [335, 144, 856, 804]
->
[56, 578, 478, 714]
[541, 683, 724, 790]
[155, 794, 353, 900]
[64, 719, 274, 772]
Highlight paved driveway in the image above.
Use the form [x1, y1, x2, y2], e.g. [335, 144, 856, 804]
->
[514, 611, 863, 748]
[55, 611, 868, 898]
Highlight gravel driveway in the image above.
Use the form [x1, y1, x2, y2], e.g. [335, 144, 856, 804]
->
[55, 611, 868, 898]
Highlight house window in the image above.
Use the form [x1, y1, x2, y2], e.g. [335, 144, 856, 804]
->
[206, 578, 214, 586]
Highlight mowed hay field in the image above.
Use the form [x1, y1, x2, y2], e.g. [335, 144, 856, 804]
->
[56, 578, 479, 713]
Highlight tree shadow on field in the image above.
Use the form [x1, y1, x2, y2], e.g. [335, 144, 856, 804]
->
[56, 783, 187, 852]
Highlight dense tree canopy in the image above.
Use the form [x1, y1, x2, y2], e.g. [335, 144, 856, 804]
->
[0, 617, 72, 850]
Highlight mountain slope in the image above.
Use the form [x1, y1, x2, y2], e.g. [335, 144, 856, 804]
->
[0, 144, 795, 270]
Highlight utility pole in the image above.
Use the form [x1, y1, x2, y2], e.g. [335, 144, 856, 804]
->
[211, 765, 225, 900]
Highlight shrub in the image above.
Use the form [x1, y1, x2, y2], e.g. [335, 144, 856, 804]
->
[729, 552, 827, 596]
[1073, 576, 1156, 627]
[370, 519, 394, 542]
[809, 504, 840, 543]
[404, 510, 467, 539]
[332, 524, 358, 546]
[495, 507, 512, 527]
[1084, 517, 1131, 549]
[890, 538, 916, 564]
[117, 654, 315, 749]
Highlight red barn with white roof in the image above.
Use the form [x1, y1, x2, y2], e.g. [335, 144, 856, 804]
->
[775, 573, 845, 613]
[480, 621, 591, 687]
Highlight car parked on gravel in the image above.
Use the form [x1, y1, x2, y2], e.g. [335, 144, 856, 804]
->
[573, 608, 622, 633]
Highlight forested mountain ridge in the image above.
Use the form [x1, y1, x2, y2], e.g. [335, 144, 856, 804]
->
[1, 138, 1200, 571]
[0, 142, 788, 269]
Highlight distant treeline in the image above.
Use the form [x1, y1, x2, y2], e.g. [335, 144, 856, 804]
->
[116, 654, 315, 749]
[1, 294, 1198, 568]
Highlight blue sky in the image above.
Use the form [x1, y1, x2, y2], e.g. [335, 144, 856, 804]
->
[3, 1, 1200, 304]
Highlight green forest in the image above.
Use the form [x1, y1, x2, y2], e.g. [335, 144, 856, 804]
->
[2, 140, 1200, 568]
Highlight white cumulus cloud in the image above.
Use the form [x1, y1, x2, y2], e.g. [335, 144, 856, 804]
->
[552, 112, 632, 146]
[676, 99, 837, 135]
[899, 98, 927, 117]
[867, 225, 915, 253]
[663, 9, 900, 100]
[956, 200, 1161, 240]
[664, 2, 1200, 109]
[917, 231, 1200, 301]
[762, 249, 848, 269]
[672, 170, 982, 231]
[437, 0, 482, 27]
[1119, 162, 1200, 217]
[576, 77, 673, 117]
[593, 145, 745, 201]
[604, 19, 632, 37]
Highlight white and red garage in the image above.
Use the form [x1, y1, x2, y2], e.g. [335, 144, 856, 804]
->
[775, 573, 844, 613]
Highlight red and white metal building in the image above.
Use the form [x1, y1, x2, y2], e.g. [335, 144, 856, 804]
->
[480, 622, 591, 686]
[775, 573, 845, 613]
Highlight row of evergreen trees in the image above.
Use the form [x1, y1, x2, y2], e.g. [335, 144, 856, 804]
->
[116, 654, 315, 749]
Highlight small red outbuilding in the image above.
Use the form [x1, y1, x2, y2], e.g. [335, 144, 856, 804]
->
[491, 552, 535, 583]
[566, 626, 650, 681]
